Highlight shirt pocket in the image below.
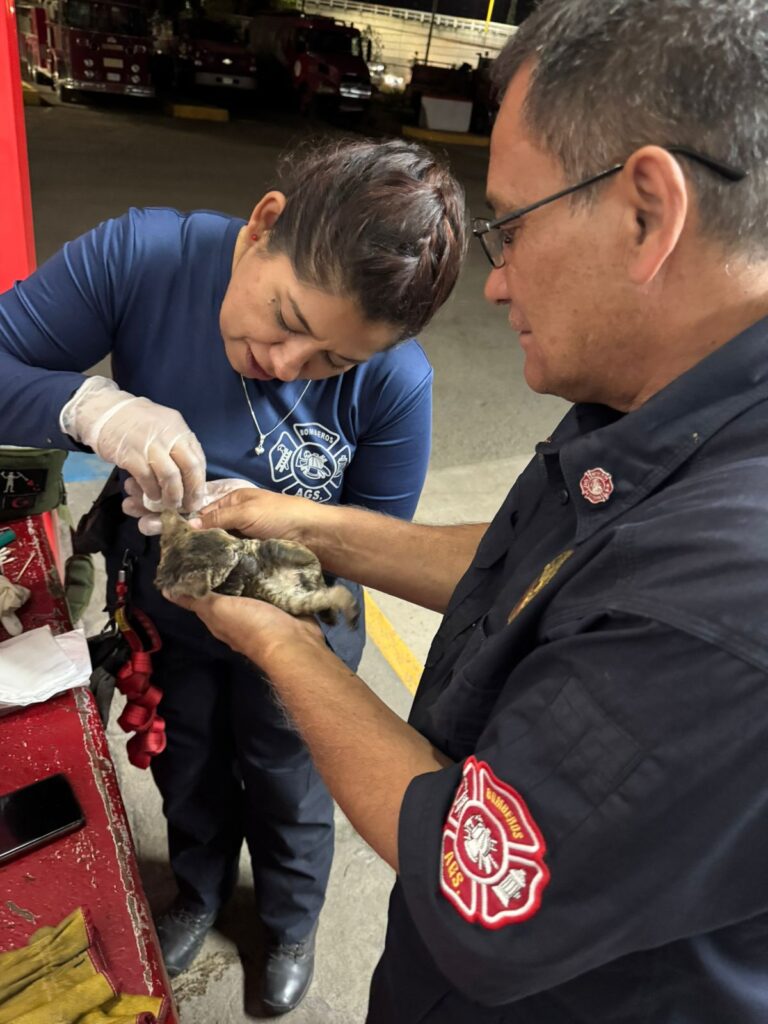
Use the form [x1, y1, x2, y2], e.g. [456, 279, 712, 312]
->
[483, 673, 644, 845]
[424, 615, 508, 757]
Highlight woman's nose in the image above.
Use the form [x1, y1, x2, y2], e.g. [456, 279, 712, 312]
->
[483, 265, 510, 305]
[271, 339, 314, 381]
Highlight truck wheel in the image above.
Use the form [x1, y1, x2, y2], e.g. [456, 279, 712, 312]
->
[172, 61, 193, 97]
[151, 54, 173, 94]
[58, 83, 80, 103]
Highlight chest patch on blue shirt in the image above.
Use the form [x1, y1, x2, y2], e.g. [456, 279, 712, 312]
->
[441, 756, 550, 929]
[267, 422, 351, 501]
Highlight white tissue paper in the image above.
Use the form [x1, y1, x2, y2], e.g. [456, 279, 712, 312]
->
[0, 626, 92, 715]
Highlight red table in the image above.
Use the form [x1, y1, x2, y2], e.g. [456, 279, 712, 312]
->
[0, 514, 178, 1021]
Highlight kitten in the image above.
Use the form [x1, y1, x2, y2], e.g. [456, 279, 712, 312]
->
[155, 510, 358, 627]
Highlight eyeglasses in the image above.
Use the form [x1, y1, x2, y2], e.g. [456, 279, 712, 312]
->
[473, 145, 748, 269]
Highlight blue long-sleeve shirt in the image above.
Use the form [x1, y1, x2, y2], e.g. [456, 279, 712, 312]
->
[0, 207, 434, 663]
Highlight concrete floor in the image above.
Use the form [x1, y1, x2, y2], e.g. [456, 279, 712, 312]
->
[23, 96, 568, 1021]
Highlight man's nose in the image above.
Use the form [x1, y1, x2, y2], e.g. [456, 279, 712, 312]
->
[271, 339, 314, 381]
[483, 265, 510, 305]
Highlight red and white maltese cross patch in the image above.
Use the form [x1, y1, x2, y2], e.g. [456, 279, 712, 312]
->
[579, 467, 614, 504]
[440, 757, 550, 930]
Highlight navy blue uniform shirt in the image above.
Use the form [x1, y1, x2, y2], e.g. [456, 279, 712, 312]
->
[369, 316, 768, 1023]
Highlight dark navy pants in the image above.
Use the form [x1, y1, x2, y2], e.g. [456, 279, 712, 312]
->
[150, 640, 334, 941]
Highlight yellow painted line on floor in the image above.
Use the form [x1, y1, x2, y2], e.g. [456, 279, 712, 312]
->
[22, 82, 43, 106]
[165, 103, 229, 122]
[364, 591, 424, 695]
[402, 123, 489, 148]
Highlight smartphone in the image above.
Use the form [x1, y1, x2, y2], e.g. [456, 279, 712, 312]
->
[0, 774, 85, 865]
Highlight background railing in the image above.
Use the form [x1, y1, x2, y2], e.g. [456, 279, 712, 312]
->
[301, 0, 516, 80]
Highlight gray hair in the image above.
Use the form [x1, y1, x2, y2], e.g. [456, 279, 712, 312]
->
[493, 0, 768, 258]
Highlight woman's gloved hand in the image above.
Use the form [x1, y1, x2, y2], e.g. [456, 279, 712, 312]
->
[0, 575, 31, 636]
[60, 376, 206, 512]
[122, 476, 255, 536]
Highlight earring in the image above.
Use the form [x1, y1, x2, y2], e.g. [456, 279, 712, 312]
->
[251, 233, 259, 241]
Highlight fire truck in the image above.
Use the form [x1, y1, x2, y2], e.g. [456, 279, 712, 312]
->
[247, 11, 372, 116]
[16, 0, 153, 101]
[151, 12, 257, 94]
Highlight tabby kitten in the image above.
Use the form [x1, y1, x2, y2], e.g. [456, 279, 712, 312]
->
[155, 510, 358, 626]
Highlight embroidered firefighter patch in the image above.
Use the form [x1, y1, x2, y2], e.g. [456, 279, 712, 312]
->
[507, 549, 573, 622]
[441, 757, 550, 930]
[579, 467, 614, 504]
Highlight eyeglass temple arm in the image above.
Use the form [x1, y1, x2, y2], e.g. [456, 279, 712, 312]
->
[665, 145, 747, 182]
[477, 164, 624, 235]
[474, 146, 746, 239]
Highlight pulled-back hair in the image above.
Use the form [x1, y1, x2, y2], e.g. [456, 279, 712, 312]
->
[493, 0, 768, 259]
[266, 137, 467, 340]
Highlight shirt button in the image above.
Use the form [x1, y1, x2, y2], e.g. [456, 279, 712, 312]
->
[559, 489, 570, 505]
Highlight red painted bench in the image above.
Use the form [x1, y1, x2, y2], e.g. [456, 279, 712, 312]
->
[0, 513, 178, 1022]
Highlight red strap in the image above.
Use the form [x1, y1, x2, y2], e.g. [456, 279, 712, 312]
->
[113, 575, 165, 770]
[126, 716, 167, 770]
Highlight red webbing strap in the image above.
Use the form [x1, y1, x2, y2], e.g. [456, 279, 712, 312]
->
[113, 570, 165, 769]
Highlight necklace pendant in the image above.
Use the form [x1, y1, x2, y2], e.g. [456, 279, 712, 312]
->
[254, 443, 265, 456]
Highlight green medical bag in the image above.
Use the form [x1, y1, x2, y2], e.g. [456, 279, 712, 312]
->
[0, 446, 68, 522]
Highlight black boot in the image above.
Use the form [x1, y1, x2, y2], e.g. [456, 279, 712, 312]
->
[262, 922, 318, 1015]
[155, 897, 218, 978]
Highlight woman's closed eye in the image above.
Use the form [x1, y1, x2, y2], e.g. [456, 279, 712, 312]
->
[324, 351, 353, 370]
[275, 308, 298, 334]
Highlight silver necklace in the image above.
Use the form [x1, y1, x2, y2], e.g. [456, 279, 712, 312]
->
[240, 374, 312, 455]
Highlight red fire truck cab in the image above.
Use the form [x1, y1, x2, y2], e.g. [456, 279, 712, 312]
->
[17, 0, 153, 101]
[152, 12, 257, 94]
[248, 12, 372, 116]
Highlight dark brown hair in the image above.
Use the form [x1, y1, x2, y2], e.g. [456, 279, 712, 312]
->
[266, 137, 467, 341]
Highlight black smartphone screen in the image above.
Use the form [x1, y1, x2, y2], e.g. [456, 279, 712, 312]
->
[0, 774, 86, 865]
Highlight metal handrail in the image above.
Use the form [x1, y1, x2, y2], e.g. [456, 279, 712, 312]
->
[305, 0, 514, 41]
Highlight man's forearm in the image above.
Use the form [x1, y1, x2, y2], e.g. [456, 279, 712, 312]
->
[306, 510, 488, 613]
[201, 490, 489, 613]
[257, 636, 451, 872]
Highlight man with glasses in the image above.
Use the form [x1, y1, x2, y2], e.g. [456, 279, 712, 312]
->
[166, 0, 768, 1020]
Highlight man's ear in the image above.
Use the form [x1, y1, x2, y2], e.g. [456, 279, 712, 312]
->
[246, 191, 288, 243]
[620, 147, 688, 286]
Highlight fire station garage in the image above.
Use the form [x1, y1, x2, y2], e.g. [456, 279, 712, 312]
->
[2, 2, 768, 1023]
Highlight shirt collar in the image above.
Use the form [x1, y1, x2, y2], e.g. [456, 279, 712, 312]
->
[536, 315, 768, 543]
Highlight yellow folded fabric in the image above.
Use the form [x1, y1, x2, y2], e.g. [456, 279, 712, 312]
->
[12, 971, 113, 1024]
[0, 909, 90, 1006]
[78, 991, 164, 1022]
[0, 909, 163, 1024]
[0, 950, 105, 1024]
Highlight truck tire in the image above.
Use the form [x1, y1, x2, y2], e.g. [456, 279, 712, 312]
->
[57, 82, 80, 103]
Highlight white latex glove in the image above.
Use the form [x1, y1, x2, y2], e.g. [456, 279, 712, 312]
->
[122, 476, 256, 536]
[60, 376, 206, 511]
[0, 576, 31, 637]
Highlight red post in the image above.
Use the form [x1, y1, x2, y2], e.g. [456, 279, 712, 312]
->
[0, 0, 36, 290]
[0, 8, 63, 576]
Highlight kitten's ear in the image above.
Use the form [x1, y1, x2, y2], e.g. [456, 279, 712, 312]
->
[208, 547, 241, 590]
[160, 509, 191, 545]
